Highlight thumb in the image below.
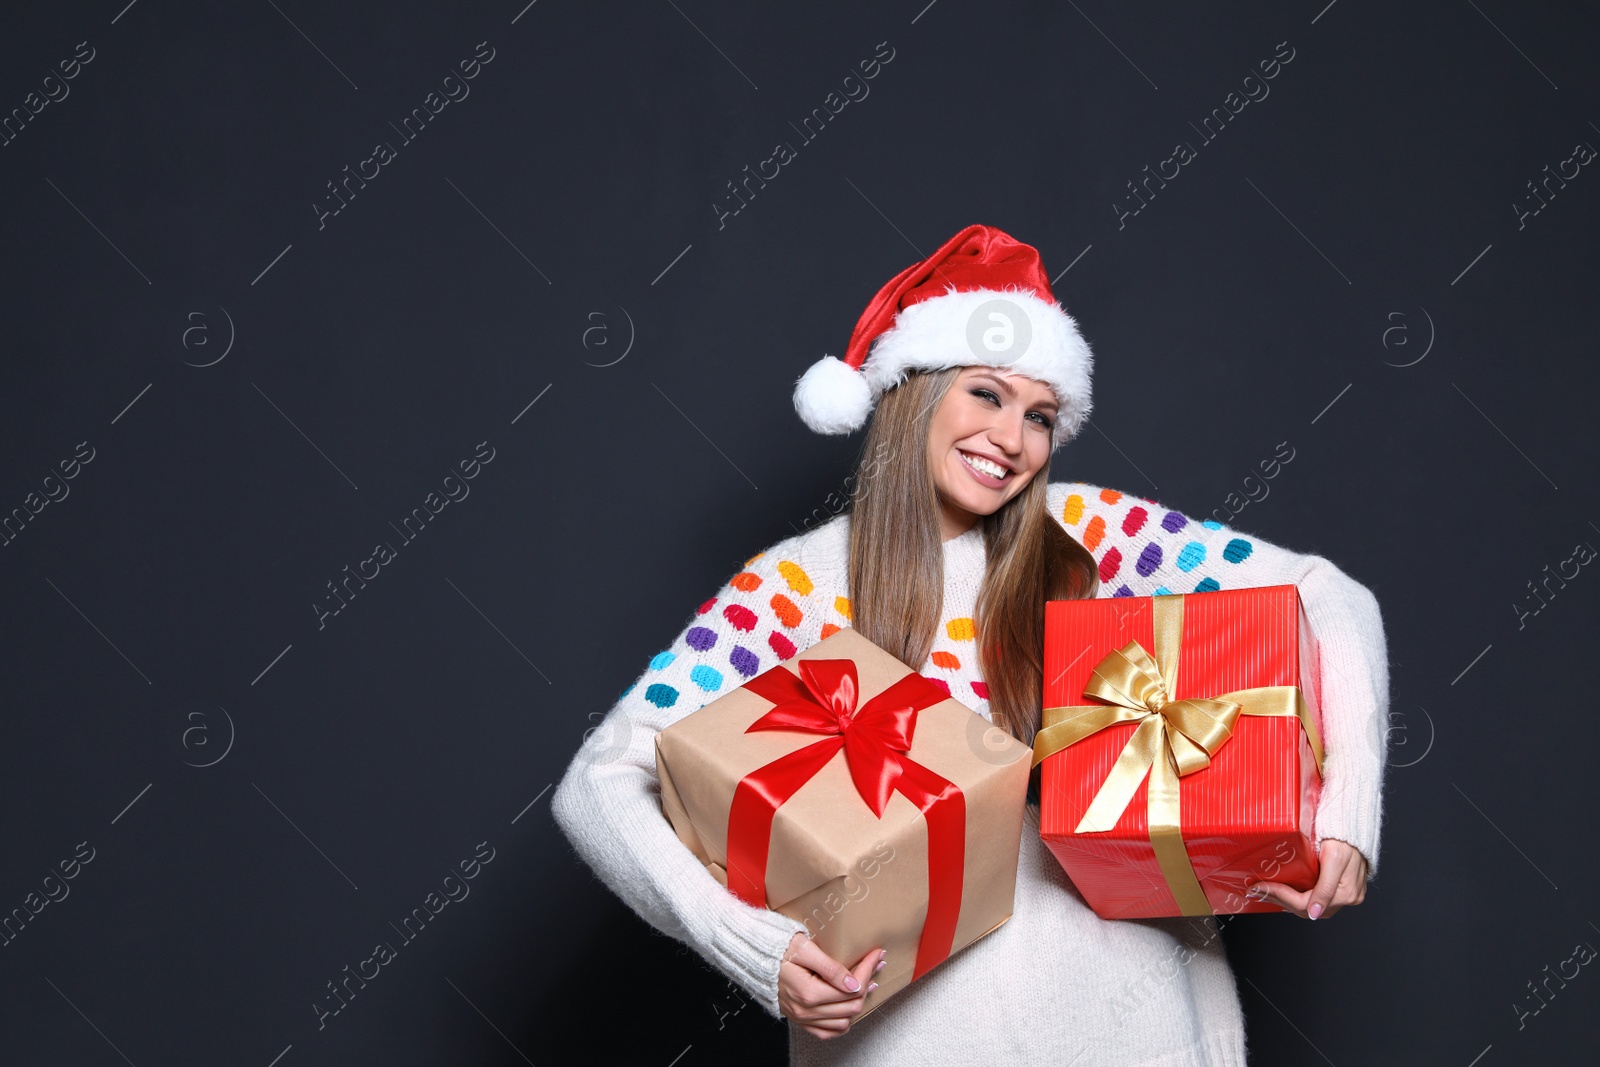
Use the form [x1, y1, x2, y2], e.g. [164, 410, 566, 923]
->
[1248, 879, 1310, 917]
[1306, 843, 1345, 920]
[790, 938, 862, 995]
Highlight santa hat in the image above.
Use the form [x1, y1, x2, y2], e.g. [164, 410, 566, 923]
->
[793, 224, 1094, 446]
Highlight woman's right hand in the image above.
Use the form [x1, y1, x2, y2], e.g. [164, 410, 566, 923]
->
[778, 933, 885, 1040]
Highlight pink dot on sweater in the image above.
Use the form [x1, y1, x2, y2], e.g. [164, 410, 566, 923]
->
[971, 681, 990, 701]
[697, 598, 717, 615]
[1098, 546, 1122, 582]
[768, 631, 797, 660]
[922, 676, 951, 696]
[723, 604, 758, 632]
[1123, 506, 1147, 536]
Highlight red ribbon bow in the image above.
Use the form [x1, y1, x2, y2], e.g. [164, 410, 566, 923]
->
[726, 658, 967, 980]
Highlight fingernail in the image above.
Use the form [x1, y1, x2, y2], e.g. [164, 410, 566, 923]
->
[875, 960, 886, 973]
[1308, 902, 1323, 920]
[844, 976, 860, 992]
[867, 982, 878, 992]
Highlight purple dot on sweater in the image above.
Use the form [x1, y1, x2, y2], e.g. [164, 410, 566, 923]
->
[1161, 511, 1189, 533]
[1112, 584, 1134, 597]
[730, 645, 760, 677]
[1135, 542, 1163, 577]
[685, 626, 717, 652]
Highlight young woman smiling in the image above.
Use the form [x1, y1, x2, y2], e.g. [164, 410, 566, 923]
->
[553, 225, 1388, 1066]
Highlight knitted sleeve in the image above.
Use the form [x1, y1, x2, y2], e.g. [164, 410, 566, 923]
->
[1045, 482, 1390, 876]
[550, 520, 851, 1018]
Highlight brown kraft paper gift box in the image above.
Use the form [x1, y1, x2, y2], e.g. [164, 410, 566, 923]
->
[656, 627, 1032, 1015]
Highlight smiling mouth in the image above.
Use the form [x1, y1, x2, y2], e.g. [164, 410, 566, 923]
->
[958, 450, 1013, 485]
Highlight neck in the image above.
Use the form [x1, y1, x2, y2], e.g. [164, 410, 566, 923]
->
[939, 503, 979, 542]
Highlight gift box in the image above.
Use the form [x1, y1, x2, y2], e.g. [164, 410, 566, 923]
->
[656, 627, 1032, 1013]
[1034, 585, 1326, 919]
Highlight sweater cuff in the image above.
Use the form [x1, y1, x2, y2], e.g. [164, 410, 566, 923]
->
[688, 866, 808, 1019]
[1313, 765, 1385, 877]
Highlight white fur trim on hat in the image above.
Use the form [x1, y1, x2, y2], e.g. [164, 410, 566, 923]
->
[863, 285, 1095, 442]
[794, 353, 875, 434]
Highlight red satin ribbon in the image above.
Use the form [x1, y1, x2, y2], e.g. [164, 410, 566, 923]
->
[725, 658, 967, 980]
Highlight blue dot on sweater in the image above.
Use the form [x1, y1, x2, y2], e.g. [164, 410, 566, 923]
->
[689, 665, 723, 692]
[730, 646, 760, 678]
[620, 682, 636, 698]
[649, 650, 676, 670]
[1223, 537, 1254, 564]
[1153, 586, 1173, 596]
[686, 626, 717, 652]
[1135, 542, 1163, 577]
[1201, 519, 1223, 530]
[644, 683, 679, 707]
[1176, 541, 1206, 572]
[1194, 577, 1221, 593]
[1160, 511, 1189, 533]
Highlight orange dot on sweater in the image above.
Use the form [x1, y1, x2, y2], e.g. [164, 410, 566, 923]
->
[834, 596, 853, 620]
[778, 561, 813, 596]
[820, 622, 842, 639]
[946, 618, 976, 642]
[730, 571, 762, 592]
[1062, 493, 1085, 526]
[770, 593, 803, 628]
[744, 551, 765, 566]
[931, 651, 961, 670]
[1083, 515, 1106, 551]
[1099, 488, 1122, 504]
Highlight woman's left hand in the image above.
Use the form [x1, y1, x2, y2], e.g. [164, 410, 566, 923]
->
[1249, 838, 1368, 920]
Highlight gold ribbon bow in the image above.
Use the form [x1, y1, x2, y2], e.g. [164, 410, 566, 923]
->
[1031, 593, 1325, 915]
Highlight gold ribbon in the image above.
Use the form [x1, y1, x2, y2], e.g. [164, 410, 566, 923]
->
[1031, 593, 1325, 915]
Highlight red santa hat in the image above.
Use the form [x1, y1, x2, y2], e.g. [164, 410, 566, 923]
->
[793, 224, 1095, 446]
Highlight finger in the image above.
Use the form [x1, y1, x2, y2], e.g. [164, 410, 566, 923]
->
[784, 968, 866, 1009]
[1249, 880, 1309, 918]
[789, 939, 864, 996]
[794, 993, 866, 1021]
[848, 948, 884, 993]
[789, 946, 884, 1008]
[803, 1018, 852, 1039]
[1307, 842, 1349, 920]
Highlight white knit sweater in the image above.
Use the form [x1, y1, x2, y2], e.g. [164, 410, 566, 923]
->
[552, 481, 1388, 1066]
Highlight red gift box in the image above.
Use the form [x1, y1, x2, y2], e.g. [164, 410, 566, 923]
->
[1035, 585, 1326, 919]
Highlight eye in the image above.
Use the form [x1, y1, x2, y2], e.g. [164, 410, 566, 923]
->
[1026, 411, 1052, 427]
[970, 388, 1001, 405]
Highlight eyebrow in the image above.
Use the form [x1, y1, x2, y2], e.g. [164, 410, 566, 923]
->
[969, 370, 1058, 413]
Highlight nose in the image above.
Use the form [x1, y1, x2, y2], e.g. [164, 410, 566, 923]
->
[987, 405, 1025, 457]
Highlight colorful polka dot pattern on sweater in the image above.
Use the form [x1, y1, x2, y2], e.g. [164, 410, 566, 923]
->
[1054, 485, 1259, 597]
[615, 482, 1276, 720]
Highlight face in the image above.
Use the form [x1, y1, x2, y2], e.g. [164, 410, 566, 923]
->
[926, 366, 1058, 539]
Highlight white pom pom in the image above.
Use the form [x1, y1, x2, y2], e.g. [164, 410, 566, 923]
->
[793, 355, 873, 434]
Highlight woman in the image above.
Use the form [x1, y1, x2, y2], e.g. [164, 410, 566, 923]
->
[553, 225, 1388, 1065]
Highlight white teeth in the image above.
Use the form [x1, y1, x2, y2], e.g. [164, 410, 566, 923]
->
[961, 452, 1009, 479]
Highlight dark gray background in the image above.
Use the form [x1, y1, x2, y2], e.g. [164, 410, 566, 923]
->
[1, 1, 1595, 1063]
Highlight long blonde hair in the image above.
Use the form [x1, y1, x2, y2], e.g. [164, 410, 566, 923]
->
[846, 368, 1100, 746]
